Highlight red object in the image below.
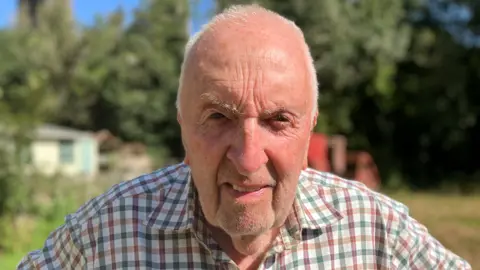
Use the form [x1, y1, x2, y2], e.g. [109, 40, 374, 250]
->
[307, 133, 330, 172]
[307, 133, 381, 190]
[347, 151, 381, 190]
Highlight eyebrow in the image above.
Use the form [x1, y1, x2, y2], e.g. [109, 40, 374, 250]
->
[200, 93, 241, 115]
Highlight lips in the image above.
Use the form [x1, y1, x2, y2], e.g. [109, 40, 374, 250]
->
[223, 183, 273, 201]
[227, 183, 275, 192]
[231, 184, 264, 192]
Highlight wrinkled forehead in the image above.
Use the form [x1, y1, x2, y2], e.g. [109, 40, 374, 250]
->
[178, 18, 312, 115]
[185, 33, 308, 87]
[190, 47, 306, 101]
[187, 15, 307, 71]
[190, 19, 304, 63]
[193, 48, 300, 81]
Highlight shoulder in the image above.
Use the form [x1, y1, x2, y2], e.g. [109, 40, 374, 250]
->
[300, 168, 410, 232]
[69, 163, 190, 225]
[15, 164, 191, 269]
[301, 168, 408, 212]
[300, 169, 472, 269]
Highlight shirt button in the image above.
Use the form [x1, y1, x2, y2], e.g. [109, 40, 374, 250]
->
[274, 246, 283, 253]
[219, 262, 238, 270]
[263, 256, 276, 269]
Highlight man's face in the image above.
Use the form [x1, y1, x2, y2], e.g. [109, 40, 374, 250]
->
[178, 32, 315, 237]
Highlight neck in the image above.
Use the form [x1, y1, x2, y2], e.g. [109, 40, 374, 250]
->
[209, 225, 280, 269]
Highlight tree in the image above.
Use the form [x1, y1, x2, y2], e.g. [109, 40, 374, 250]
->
[387, 0, 480, 189]
[0, 0, 73, 222]
[9, 0, 191, 160]
[87, 0, 190, 159]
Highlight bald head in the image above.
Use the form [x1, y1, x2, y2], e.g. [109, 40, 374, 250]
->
[176, 4, 318, 118]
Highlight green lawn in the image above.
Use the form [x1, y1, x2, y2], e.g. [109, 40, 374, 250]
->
[389, 192, 480, 269]
[0, 253, 24, 270]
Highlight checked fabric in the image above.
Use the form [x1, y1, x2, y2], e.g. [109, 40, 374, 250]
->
[17, 163, 471, 269]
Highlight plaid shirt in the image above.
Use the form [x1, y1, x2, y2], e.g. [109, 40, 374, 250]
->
[17, 163, 471, 269]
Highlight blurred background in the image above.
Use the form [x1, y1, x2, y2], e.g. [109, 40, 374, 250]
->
[0, 0, 479, 268]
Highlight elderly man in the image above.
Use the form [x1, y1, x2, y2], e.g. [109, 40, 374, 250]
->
[18, 4, 470, 270]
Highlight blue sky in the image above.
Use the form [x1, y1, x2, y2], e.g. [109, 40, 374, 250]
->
[0, 0, 214, 34]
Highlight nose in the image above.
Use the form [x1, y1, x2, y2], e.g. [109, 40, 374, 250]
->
[226, 118, 268, 175]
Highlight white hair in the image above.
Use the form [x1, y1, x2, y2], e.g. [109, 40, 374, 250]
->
[176, 4, 319, 117]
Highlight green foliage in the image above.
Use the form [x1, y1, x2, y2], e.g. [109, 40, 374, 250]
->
[0, 173, 101, 266]
[90, 0, 189, 152]
[0, 0, 190, 261]
[1, 0, 190, 155]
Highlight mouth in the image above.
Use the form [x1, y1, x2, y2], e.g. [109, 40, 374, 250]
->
[230, 184, 271, 192]
[222, 183, 275, 202]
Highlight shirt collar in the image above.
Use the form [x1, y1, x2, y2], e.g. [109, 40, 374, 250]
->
[143, 164, 193, 231]
[143, 166, 344, 232]
[295, 171, 344, 229]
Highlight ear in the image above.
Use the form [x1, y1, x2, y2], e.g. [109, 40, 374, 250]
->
[177, 112, 190, 165]
[303, 132, 313, 170]
[177, 112, 182, 124]
[312, 110, 318, 130]
[303, 112, 317, 170]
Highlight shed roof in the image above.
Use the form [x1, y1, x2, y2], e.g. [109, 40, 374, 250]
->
[35, 124, 94, 140]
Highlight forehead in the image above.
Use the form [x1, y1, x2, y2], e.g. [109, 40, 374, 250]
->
[184, 44, 310, 113]
[199, 49, 297, 89]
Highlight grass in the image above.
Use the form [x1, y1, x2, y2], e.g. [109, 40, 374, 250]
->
[0, 253, 24, 270]
[0, 214, 69, 269]
[389, 192, 480, 269]
[0, 191, 478, 269]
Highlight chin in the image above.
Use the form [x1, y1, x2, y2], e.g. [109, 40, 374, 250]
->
[222, 223, 272, 237]
[216, 208, 276, 237]
[223, 228, 271, 239]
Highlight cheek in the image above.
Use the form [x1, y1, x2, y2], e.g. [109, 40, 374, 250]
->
[266, 133, 309, 174]
[194, 176, 220, 222]
[184, 125, 227, 167]
[191, 122, 233, 152]
[272, 177, 300, 219]
[266, 130, 309, 204]
[183, 126, 230, 222]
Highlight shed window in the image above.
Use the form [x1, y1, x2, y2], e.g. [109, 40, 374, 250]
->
[59, 140, 74, 163]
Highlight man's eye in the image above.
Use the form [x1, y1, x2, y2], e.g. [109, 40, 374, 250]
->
[266, 114, 292, 132]
[209, 112, 226, 119]
[271, 114, 289, 122]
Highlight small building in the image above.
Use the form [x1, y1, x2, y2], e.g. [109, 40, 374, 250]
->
[28, 124, 99, 178]
[95, 129, 154, 180]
